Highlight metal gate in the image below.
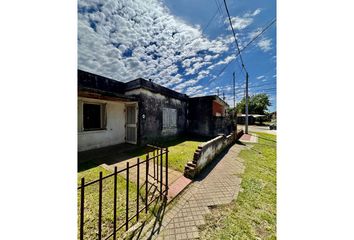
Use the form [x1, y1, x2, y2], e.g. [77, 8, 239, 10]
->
[78, 146, 168, 240]
[125, 105, 137, 144]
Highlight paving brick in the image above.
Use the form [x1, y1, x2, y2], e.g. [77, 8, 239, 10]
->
[146, 143, 246, 240]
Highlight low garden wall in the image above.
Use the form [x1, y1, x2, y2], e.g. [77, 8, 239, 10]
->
[184, 129, 244, 179]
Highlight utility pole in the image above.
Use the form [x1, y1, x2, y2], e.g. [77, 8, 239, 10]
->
[245, 72, 249, 134]
[233, 72, 237, 134]
[233, 72, 235, 109]
[217, 88, 220, 97]
[222, 92, 225, 101]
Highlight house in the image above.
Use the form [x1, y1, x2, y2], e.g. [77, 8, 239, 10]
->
[236, 114, 266, 125]
[78, 69, 232, 152]
[188, 96, 232, 137]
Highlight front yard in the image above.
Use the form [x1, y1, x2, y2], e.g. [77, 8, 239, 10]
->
[199, 132, 277, 239]
[123, 135, 209, 172]
[78, 135, 209, 239]
[78, 166, 143, 240]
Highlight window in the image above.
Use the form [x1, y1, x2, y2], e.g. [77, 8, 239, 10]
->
[83, 103, 106, 131]
[162, 108, 177, 129]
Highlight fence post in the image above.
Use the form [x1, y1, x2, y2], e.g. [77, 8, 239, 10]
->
[113, 167, 117, 240]
[80, 178, 85, 240]
[153, 150, 156, 180]
[136, 158, 140, 222]
[145, 154, 149, 213]
[165, 147, 168, 197]
[98, 172, 103, 240]
[156, 149, 159, 184]
[126, 162, 129, 231]
[160, 147, 163, 200]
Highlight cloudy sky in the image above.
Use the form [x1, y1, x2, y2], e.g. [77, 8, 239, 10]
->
[78, 0, 276, 111]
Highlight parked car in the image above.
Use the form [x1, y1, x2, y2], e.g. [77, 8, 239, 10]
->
[269, 121, 277, 130]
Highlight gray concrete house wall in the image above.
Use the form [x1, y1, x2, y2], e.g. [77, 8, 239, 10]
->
[124, 79, 188, 145]
[188, 96, 232, 137]
[188, 97, 213, 136]
[78, 69, 234, 148]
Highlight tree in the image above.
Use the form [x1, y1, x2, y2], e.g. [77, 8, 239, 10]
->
[235, 93, 271, 115]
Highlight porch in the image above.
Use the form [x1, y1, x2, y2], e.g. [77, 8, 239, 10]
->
[78, 89, 139, 152]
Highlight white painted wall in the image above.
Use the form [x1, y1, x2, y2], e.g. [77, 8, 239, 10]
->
[78, 97, 127, 152]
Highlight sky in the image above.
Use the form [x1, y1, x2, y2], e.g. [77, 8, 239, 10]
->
[78, 0, 276, 112]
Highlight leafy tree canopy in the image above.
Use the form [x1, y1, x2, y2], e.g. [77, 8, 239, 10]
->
[235, 93, 271, 115]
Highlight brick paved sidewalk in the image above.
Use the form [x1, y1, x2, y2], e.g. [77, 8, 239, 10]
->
[143, 142, 246, 240]
[239, 133, 258, 143]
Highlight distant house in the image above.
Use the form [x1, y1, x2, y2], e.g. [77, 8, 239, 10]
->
[78, 69, 233, 151]
[236, 114, 266, 125]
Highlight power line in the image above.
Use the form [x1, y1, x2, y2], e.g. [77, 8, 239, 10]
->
[152, 6, 224, 86]
[239, 18, 276, 55]
[249, 82, 276, 89]
[208, 17, 276, 84]
[214, 0, 224, 17]
[222, 0, 248, 74]
[234, 87, 276, 94]
[202, 8, 220, 34]
[213, 0, 245, 77]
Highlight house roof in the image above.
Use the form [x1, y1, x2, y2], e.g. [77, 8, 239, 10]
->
[124, 78, 188, 100]
[78, 70, 126, 94]
[190, 95, 229, 107]
[78, 69, 231, 104]
[78, 69, 188, 101]
[79, 87, 138, 102]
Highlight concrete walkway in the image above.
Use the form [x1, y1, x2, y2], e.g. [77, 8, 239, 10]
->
[144, 142, 246, 240]
[239, 133, 258, 143]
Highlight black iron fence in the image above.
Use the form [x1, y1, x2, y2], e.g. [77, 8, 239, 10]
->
[78, 146, 169, 240]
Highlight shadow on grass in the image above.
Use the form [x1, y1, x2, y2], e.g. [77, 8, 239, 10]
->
[126, 197, 168, 240]
[78, 143, 153, 172]
[78, 134, 212, 173]
[150, 134, 212, 148]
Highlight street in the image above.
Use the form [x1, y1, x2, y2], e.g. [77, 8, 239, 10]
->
[237, 124, 277, 135]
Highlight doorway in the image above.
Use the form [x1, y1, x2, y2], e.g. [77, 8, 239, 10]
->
[125, 104, 137, 144]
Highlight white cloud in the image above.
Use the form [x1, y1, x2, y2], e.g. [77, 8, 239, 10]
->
[226, 16, 253, 30]
[214, 54, 236, 66]
[244, 8, 261, 17]
[78, 0, 232, 90]
[224, 8, 262, 31]
[248, 28, 263, 39]
[257, 38, 272, 52]
[196, 70, 210, 80]
[256, 75, 265, 80]
[185, 85, 203, 96]
[173, 79, 198, 92]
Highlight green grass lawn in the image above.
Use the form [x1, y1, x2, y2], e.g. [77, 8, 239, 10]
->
[199, 132, 276, 240]
[157, 137, 206, 172]
[125, 136, 208, 172]
[77, 136, 209, 239]
[78, 166, 148, 240]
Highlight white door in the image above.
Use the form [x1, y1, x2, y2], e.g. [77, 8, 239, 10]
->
[125, 105, 137, 144]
